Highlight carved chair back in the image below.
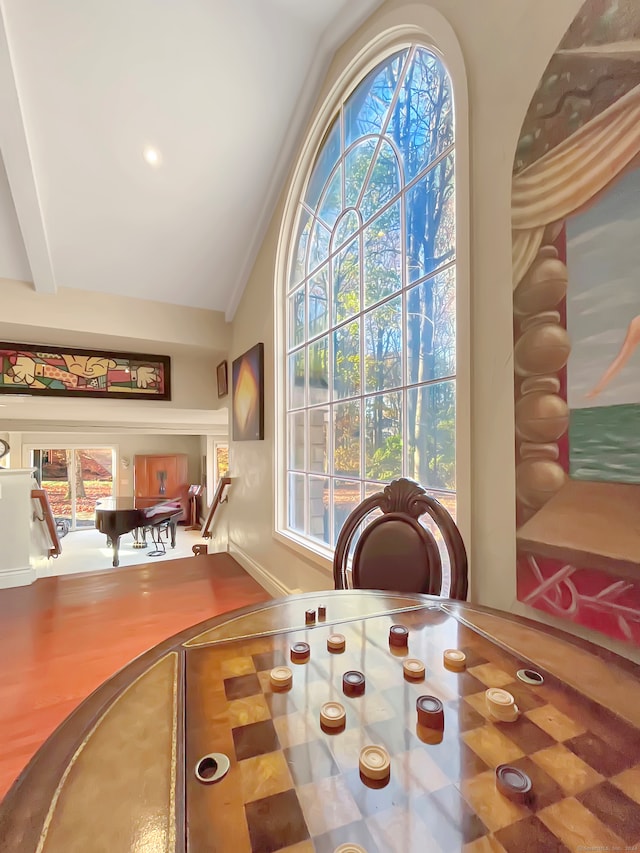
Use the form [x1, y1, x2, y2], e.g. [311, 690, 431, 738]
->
[333, 478, 468, 600]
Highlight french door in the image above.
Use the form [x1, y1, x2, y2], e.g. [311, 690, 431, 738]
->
[31, 448, 115, 530]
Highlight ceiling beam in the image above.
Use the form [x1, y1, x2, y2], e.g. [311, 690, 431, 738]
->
[0, 2, 55, 293]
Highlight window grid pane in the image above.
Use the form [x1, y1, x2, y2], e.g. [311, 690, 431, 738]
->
[288, 473, 305, 534]
[289, 285, 305, 348]
[333, 479, 362, 547]
[285, 45, 456, 550]
[333, 319, 361, 400]
[294, 146, 455, 330]
[288, 411, 305, 471]
[308, 266, 329, 339]
[364, 296, 402, 394]
[308, 475, 330, 545]
[309, 406, 329, 474]
[334, 400, 361, 478]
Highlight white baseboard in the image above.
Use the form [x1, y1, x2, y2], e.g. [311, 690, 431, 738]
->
[228, 542, 293, 598]
[0, 565, 36, 588]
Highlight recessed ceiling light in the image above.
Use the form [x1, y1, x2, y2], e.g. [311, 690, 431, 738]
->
[143, 146, 161, 167]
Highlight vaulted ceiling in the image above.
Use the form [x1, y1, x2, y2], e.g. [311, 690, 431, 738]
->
[0, 0, 384, 317]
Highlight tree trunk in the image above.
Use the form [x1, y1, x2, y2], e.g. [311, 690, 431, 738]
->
[64, 450, 72, 500]
[75, 451, 86, 499]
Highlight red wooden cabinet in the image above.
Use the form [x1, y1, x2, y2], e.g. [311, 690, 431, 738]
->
[133, 454, 188, 511]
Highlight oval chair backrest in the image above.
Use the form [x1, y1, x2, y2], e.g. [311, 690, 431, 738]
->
[352, 512, 442, 594]
[333, 478, 468, 600]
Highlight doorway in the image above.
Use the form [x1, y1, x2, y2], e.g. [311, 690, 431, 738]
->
[31, 448, 115, 530]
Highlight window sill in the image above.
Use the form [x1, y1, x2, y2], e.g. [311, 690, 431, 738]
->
[272, 529, 334, 578]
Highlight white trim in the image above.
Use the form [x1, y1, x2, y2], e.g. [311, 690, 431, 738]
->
[0, 564, 36, 588]
[272, 528, 334, 576]
[273, 4, 471, 572]
[0, 466, 34, 476]
[228, 541, 295, 598]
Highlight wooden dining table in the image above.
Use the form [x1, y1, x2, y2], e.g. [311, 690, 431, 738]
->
[0, 589, 639, 852]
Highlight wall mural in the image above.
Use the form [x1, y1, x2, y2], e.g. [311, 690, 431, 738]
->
[512, 0, 640, 645]
[0, 343, 170, 400]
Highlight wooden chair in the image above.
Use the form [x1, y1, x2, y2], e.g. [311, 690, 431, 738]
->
[333, 478, 468, 600]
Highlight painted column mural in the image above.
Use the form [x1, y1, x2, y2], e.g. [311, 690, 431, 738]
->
[512, 0, 640, 645]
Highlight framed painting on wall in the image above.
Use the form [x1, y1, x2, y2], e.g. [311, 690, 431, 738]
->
[232, 343, 264, 441]
[216, 360, 228, 398]
[0, 343, 170, 400]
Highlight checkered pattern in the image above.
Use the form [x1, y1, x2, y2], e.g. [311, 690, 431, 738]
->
[185, 609, 640, 853]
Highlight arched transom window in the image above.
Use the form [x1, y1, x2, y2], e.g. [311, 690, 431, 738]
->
[285, 45, 456, 551]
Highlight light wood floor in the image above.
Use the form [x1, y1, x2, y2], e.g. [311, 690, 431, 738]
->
[0, 552, 271, 800]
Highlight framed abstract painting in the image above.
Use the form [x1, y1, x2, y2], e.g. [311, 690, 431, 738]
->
[0, 343, 170, 400]
[232, 343, 264, 441]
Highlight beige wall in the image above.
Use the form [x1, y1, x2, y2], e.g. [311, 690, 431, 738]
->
[229, 202, 329, 594]
[227, 0, 640, 660]
[0, 279, 231, 412]
[0, 279, 230, 351]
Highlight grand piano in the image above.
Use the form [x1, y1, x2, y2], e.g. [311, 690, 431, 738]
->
[95, 497, 183, 567]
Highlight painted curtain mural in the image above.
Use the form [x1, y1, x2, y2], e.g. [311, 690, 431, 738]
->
[512, 0, 640, 645]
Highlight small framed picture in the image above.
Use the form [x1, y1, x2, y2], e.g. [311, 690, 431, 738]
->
[216, 360, 228, 398]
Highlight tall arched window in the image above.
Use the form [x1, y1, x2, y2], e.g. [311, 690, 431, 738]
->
[285, 45, 456, 552]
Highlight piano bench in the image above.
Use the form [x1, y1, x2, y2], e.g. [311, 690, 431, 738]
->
[143, 518, 173, 557]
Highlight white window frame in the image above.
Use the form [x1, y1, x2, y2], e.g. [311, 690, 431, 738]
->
[214, 440, 229, 486]
[273, 7, 470, 575]
[24, 443, 118, 531]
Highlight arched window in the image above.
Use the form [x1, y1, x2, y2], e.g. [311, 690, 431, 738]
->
[284, 45, 456, 552]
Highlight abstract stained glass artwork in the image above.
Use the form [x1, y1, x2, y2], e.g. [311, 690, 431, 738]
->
[232, 343, 264, 441]
[0, 343, 170, 400]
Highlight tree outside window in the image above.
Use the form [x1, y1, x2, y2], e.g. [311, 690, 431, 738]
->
[285, 45, 456, 548]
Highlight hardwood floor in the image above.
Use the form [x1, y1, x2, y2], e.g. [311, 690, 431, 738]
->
[0, 553, 271, 800]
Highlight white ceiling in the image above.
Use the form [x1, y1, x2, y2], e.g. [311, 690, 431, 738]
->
[0, 0, 384, 316]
